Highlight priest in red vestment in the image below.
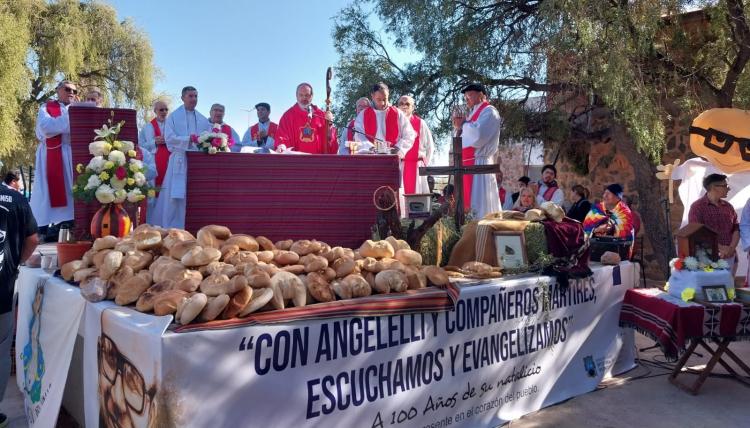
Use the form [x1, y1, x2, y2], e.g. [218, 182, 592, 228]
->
[353, 82, 416, 157]
[276, 83, 337, 154]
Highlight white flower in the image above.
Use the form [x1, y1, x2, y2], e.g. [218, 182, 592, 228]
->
[126, 188, 143, 203]
[717, 259, 729, 269]
[94, 123, 119, 140]
[684, 256, 699, 271]
[87, 156, 106, 173]
[208, 146, 218, 155]
[110, 177, 127, 190]
[95, 184, 115, 204]
[108, 150, 126, 166]
[85, 175, 102, 190]
[89, 141, 110, 157]
[119, 140, 135, 153]
[133, 172, 146, 187]
[114, 189, 127, 204]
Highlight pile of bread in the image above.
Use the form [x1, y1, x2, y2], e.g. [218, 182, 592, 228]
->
[59, 224, 450, 325]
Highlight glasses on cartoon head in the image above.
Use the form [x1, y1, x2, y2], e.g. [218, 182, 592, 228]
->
[689, 126, 750, 161]
[98, 333, 154, 414]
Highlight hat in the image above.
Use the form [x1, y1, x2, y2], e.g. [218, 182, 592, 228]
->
[605, 183, 624, 199]
[255, 102, 270, 111]
[461, 83, 487, 94]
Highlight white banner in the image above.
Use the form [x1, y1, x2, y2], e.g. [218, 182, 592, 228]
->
[157, 263, 636, 427]
[14, 268, 86, 428]
[82, 301, 172, 428]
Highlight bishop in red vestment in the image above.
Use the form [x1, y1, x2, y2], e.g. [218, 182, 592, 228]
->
[276, 83, 336, 154]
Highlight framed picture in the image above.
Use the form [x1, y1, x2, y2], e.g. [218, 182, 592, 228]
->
[493, 231, 527, 269]
[702, 285, 730, 302]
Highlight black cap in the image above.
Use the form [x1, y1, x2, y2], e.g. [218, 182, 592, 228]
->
[255, 102, 270, 111]
[461, 83, 487, 94]
[605, 183, 624, 198]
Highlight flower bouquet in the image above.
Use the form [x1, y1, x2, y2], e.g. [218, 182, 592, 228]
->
[73, 119, 155, 237]
[192, 128, 232, 154]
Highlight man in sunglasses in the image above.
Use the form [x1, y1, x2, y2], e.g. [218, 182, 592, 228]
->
[688, 173, 740, 274]
[30, 79, 78, 240]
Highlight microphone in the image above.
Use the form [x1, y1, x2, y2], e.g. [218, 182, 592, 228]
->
[307, 105, 313, 120]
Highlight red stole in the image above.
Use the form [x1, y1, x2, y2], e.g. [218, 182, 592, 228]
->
[45, 100, 67, 207]
[542, 183, 559, 201]
[151, 118, 170, 188]
[462, 101, 491, 211]
[135, 148, 148, 225]
[346, 119, 355, 141]
[250, 122, 278, 143]
[499, 187, 506, 206]
[363, 106, 399, 145]
[403, 115, 423, 194]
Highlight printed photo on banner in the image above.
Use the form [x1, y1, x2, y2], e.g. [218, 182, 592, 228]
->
[98, 309, 159, 428]
[494, 231, 527, 268]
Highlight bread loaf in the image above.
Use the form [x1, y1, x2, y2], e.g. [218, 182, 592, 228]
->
[238, 287, 273, 316]
[222, 286, 253, 319]
[200, 294, 230, 321]
[359, 240, 395, 259]
[196, 225, 231, 249]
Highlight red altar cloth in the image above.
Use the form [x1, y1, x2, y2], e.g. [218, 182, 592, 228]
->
[69, 107, 138, 239]
[184, 152, 400, 248]
[619, 288, 750, 360]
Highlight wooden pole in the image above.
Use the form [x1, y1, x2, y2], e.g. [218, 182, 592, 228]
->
[452, 136, 465, 228]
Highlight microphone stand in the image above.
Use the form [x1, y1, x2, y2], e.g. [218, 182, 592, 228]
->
[309, 109, 393, 151]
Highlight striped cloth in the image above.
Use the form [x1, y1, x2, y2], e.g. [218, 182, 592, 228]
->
[583, 200, 634, 240]
[69, 107, 139, 238]
[174, 282, 460, 333]
[184, 152, 400, 248]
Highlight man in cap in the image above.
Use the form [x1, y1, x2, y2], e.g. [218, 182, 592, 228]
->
[583, 183, 635, 241]
[238, 102, 278, 153]
[451, 82, 501, 219]
[691, 173, 739, 273]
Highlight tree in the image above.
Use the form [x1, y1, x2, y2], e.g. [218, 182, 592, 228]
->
[332, 0, 750, 277]
[0, 0, 155, 170]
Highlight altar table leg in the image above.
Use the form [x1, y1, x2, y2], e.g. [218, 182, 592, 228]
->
[668, 338, 743, 394]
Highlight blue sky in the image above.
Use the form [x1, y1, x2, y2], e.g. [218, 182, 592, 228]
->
[109, 0, 351, 131]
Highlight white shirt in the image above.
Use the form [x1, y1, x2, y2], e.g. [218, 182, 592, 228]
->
[353, 107, 416, 158]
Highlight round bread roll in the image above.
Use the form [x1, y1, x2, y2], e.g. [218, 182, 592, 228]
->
[200, 294, 230, 321]
[173, 270, 203, 292]
[364, 271, 376, 289]
[225, 251, 259, 266]
[134, 230, 162, 250]
[254, 261, 280, 276]
[306, 272, 335, 302]
[269, 271, 306, 309]
[274, 250, 300, 266]
[303, 255, 328, 272]
[181, 246, 222, 267]
[99, 251, 124, 280]
[203, 261, 236, 277]
[178, 292, 208, 324]
[92, 249, 113, 269]
[422, 266, 450, 286]
[200, 274, 246, 296]
[108, 265, 135, 299]
[222, 286, 253, 319]
[290, 240, 321, 256]
[461, 261, 493, 275]
[114, 238, 136, 253]
[282, 265, 306, 274]
[323, 267, 337, 281]
[220, 244, 240, 261]
[404, 265, 427, 290]
[332, 274, 372, 300]
[333, 257, 356, 278]
[93, 235, 119, 251]
[359, 240, 395, 259]
[374, 270, 408, 294]
[81, 248, 97, 268]
[245, 267, 272, 288]
[255, 236, 275, 251]
[149, 255, 179, 274]
[239, 287, 274, 317]
[255, 250, 275, 263]
[122, 250, 153, 273]
[135, 281, 174, 312]
[225, 234, 259, 252]
[153, 290, 188, 316]
[395, 249, 422, 266]
[61, 260, 85, 281]
[162, 228, 196, 249]
[196, 225, 231, 249]
[115, 270, 154, 306]
[73, 267, 98, 283]
[385, 236, 410, 251]
[360, 257, 379, 272]
[169, 240, 199, 260]
[275, 240, 293, 251]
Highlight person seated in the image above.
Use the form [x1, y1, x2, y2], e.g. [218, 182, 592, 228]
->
[512, 176, 530, 205]
[583, 183, 634, 241]
[3, 171, 21, 192]
[566, 184, 591, 222]
[689, 173, 739, 274]
[511, 187, 539, 213]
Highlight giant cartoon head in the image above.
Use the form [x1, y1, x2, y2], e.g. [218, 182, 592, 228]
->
[689, 108, 750, 173]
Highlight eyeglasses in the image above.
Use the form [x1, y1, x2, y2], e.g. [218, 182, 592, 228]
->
[98, 333, 154, 414]
[157, 108, 168, 112]
[63, 86, 78, 95]
[689, 126, 750, 161]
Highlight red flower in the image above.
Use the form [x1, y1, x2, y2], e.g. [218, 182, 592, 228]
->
[115, 166, 127, 180]
[211, 138, 222, 147]
[674, 259, 684, 270]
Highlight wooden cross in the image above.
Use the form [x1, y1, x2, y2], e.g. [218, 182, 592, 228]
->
[420, 136, 500, 227]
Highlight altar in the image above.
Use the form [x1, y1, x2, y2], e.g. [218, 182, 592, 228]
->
[15, 262, 637, 427]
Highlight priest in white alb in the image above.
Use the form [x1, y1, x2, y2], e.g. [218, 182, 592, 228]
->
[452, 83, 501, 219]
[396, 95, 434, 195]
[31, 80, 78, 237]
[151, 86, 211, 228]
